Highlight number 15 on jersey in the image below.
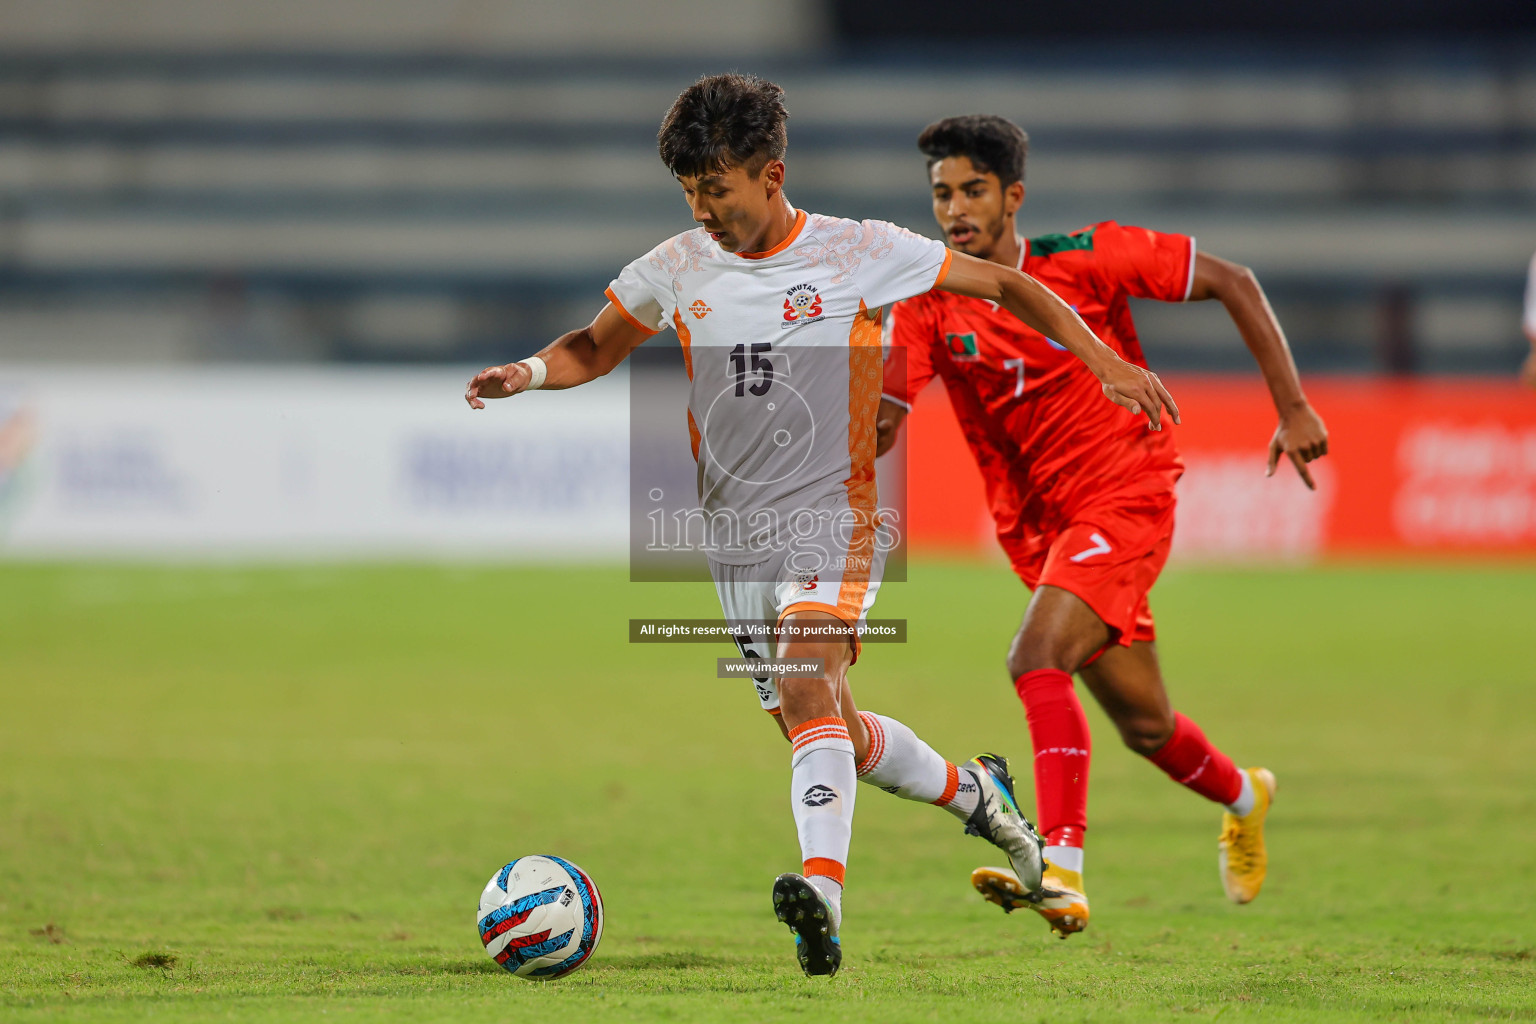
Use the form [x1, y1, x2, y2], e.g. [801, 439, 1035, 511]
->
[730, 343, 775, 397]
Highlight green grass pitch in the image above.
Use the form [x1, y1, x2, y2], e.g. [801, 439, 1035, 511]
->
[2, 559, 1533, 1022]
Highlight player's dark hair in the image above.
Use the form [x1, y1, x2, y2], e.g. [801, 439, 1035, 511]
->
[657, 73, 788, 179]
[917, 115, 1029, 186]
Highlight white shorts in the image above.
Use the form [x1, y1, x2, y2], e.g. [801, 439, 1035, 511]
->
[709, 544, 885, 715]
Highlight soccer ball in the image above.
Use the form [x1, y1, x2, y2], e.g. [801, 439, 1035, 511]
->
[477, 855, 604, 979]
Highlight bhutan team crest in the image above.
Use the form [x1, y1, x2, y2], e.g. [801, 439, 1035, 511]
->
[781, 283, 824, 327]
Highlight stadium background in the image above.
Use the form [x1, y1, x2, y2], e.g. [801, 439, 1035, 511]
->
[2, 2, 1534, 1020]
[2, 0, 1535, 559]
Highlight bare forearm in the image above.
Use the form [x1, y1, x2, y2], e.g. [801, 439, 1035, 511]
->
[528, 326, 621, 390]
[997, 273, 1117, 376]
[1219, 271, 1307, 413]
[466, 302, 651, 408]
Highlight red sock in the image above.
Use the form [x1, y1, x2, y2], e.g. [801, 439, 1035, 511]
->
[1013, 669, 1090, 846]
[1147, 712, 1242, 805]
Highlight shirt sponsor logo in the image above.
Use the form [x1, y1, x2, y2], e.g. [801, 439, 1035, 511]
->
[690, 299, 712, 319]
[782, 284, 824, 327]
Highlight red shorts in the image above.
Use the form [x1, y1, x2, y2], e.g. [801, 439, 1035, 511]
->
[1000, 491, 1176, 652]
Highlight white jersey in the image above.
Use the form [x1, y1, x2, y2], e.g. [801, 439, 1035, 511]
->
[607, 209, 952, 573]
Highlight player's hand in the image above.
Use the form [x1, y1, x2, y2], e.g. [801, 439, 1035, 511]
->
[874, 398, 907, 458]
[1267, 402, 1329, 490]
[1520, 348, 1536, 391]
[464, 363, 532, 409]
[1098, 359, 1180, 431]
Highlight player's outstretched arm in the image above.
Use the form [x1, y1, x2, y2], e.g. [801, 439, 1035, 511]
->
[937, 252, 1180, 430]
[464, 303, 653, 409]
[1189, 252, 1328, 489]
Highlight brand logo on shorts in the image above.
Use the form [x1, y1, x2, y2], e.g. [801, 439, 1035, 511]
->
[690, 299, 712, 319]
[801, 784, 837, 807]
[782, 284, 824, 327]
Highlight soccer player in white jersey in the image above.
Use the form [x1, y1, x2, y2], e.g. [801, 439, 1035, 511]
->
[464, 73, 1178, 977]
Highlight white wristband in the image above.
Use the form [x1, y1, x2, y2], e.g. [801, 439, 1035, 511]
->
[517, 356, 547, 391]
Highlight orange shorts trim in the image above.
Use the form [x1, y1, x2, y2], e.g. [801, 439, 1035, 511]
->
[776, 601, 863, 666]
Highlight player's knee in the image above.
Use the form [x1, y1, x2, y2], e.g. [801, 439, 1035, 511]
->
[776, 672, 841, 720]
[1005, 634, 1077, 679]
[1119, 713, 1175, 757]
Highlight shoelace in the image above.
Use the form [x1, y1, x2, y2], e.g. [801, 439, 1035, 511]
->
[1220, 820, 1255, 873]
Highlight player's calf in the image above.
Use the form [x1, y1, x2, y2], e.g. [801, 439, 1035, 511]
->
[1111, 709, 1176, 757]
[1145, 712, 1244, 807]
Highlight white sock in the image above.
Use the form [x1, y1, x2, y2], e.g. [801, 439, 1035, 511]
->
[855, 711, 980, 820]
[788, 716, 856, 929]
[807, 875, 843, 932]
[1225, 770, 1256, 817]
[1044, 845, 1084, 874]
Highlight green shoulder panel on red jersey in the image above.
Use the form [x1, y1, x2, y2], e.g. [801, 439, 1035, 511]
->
[1028, 227, 1097, 257]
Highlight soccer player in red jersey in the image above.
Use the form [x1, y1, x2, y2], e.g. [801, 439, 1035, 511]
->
[878, 115, 1330, 937]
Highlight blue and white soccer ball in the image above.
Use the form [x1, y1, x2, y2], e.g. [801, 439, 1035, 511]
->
[477, 855, 605, 979]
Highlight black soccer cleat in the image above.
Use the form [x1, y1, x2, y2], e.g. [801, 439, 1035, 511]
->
[772, 873, 842, 977]
[962, 753, 1045, 893]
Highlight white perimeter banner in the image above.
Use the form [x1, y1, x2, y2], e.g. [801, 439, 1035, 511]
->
[0, 367, 629, 559]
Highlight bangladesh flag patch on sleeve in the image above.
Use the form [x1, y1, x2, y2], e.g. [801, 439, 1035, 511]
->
[1029, 227, 1096, 257]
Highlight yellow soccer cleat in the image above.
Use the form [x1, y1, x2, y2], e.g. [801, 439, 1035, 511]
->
[1219, 767, 1277, 904]
[971, 861, 1089, 939]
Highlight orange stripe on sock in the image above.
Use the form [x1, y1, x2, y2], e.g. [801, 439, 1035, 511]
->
[856, 711, 885, 776]
[788, 716, 846, 740]
[931, 761, 960, 806]
[792, 728, 851, 753]
[802, 858, 845, 885]
[793, 725, 849, 740]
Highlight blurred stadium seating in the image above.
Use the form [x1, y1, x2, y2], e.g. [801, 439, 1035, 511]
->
[2, 1, 1534, 562]
[0, 0, 1531, 373]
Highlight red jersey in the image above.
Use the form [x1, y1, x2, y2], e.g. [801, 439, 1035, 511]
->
[884, 221, 1192, 542]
